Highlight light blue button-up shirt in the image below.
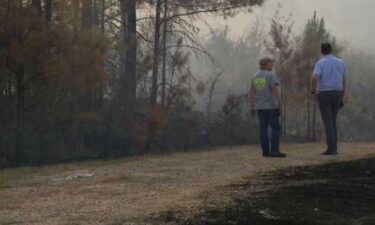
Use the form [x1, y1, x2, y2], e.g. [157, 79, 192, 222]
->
[313, 54, 346, 92]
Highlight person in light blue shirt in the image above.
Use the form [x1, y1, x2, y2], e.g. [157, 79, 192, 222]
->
[311, 43, 346, 155]
[313, 51, 346, 92]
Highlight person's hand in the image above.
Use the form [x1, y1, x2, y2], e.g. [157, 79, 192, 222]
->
[278, 102, 283, 111]
[341, 94, 348, 108]
[251, 109, 256, 117]
[278, 107, 282, 116]
[311, 91, 317, 99]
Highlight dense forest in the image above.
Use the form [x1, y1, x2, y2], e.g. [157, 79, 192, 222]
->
[0, 0, 374, 166]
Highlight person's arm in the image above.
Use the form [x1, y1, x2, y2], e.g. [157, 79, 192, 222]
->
[343, 75, 346, 96]
[311, 62, 322, 95]
[270, 73, 281, 107]
[248, 81, 256, 111]
[271, 83, 281, 107]
[310, 75, 319, 95]
[339, 61, 347, 108]
[341, 74, 347, 108]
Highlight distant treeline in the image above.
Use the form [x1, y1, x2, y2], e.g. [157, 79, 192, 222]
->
[0, 0, 264, 166]
[192, 10, 375, 145]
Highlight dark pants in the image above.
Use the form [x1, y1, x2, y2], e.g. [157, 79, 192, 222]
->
[257, 109, 280, 155]
[317, 91, 343, 152]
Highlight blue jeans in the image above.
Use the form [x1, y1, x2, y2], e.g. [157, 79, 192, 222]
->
[257, 109, 280, 155]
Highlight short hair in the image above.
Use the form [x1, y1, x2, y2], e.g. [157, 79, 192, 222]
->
[321, 42, 332, 55]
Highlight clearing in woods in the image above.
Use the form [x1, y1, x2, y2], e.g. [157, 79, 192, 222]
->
[0, 142, 374, 225]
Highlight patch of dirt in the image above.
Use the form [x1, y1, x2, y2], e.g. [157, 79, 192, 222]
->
[161, 157, 375, 225]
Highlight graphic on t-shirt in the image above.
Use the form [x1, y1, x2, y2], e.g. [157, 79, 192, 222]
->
[253, 77, 267, 91]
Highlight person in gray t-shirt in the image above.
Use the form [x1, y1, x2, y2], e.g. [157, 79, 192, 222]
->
[251, 70, 280, 110]
[249, 57, 286, 158]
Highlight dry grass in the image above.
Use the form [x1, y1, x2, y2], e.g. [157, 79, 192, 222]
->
[0, 142, 374, 225]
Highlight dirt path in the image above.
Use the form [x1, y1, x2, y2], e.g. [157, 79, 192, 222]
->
[0, 143, 374, 225]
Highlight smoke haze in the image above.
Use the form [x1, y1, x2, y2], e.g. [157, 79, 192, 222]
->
[205, 0, 375, 51]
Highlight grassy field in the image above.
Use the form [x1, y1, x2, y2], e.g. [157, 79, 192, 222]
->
[0, 143, 374, 225]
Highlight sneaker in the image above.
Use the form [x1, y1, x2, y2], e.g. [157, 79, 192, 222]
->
[263, 152, 271, 157]
[321, 150, 338, 156]
[270, 152, 287, 158]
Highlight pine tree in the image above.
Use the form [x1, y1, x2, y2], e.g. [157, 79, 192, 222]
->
[295, 11, 340, 142]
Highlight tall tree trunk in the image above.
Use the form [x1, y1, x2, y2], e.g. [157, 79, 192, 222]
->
[31, 0, 42, 13]
[283, 96, 289, 136]
[120, 0, 137, 105]
[147, 0, 162, 151]
[125, 0, 137, 104]
[161, 0, 168, 107]
[69, 0, 80, 154]
[307, 97, 311, 141]
[280, 82, 287, 136]
[82, 0, 96, 111]
[91, 0, 105, 110]
[104, 0, 137, 157]
[312, 101, 317, 141]
[73, 0, 80, 33]
[15, 68, 25, 164]
[101, 0, 105, 33]
[150, 0, 162, 105]
[44, 0, 53, 23]
[82, 0, 93, 30]
[93, 0, 99, 29]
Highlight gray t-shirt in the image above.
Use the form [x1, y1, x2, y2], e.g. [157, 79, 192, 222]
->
[249, 70, 280, 110]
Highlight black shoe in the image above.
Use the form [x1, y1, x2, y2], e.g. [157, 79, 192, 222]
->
[270, 152, 287, 158]
[321, 150, 338, 156]
[263, 152, 271, 157]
